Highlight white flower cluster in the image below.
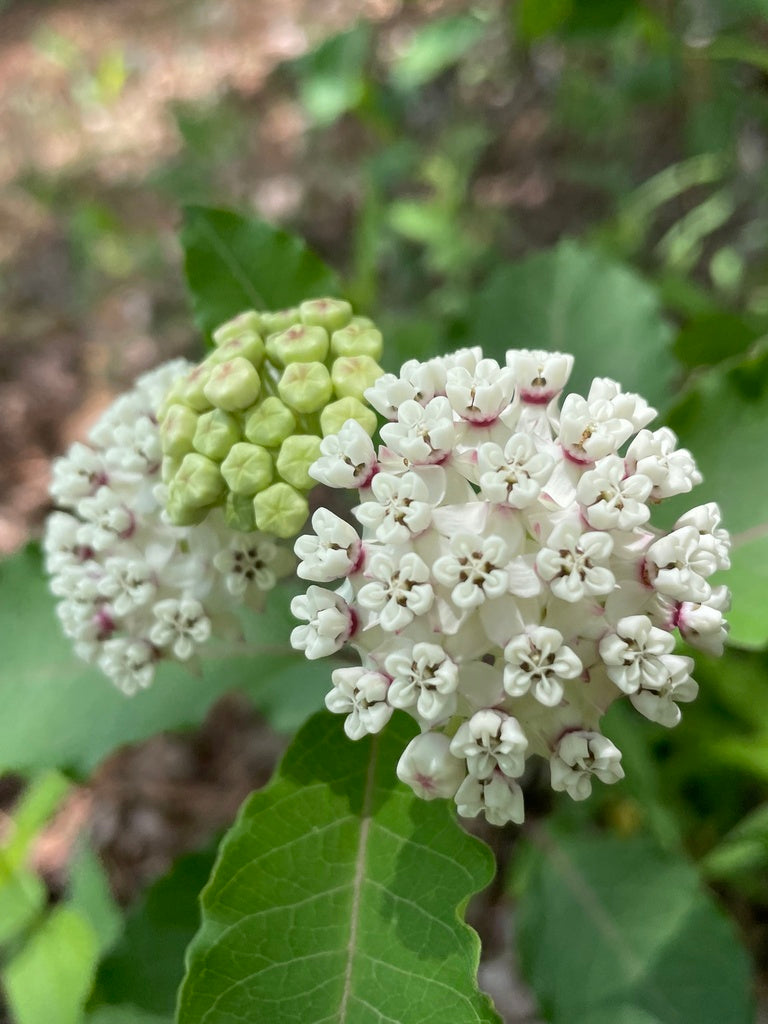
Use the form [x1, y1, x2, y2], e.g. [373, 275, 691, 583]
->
[45, 361, 294, 695]
[290, 348, 730, 826]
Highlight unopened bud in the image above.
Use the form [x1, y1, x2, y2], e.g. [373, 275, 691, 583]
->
[220, 442, 273, 496]
[203, 357, 261, 412]
[330, 324, 383, 361]
[165, 490, 209, 526]
[160, 404, 198, 458]
[212, 310, 263, 346]
[300, 297, 353, 332]
[253, 482, 309, 538]
[266, 324, 329, 366]
[276, 435, 323, 490]
[278, 361, 333, 414]
[331, 355, 383, 401]
[320, 397, 378, 437]
[259, 308, 301, 335]
[208, 330, 265, 368]
[172, 453, 224, 508]
[224, 491, 257, 532]
[178, 365, 213, 412]
[244, 397, 297, 448]
[192, 409, 241, 460]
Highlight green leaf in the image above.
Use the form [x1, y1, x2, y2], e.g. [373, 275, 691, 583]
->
[291, 23, 372, 126]
[390, 15, 487, 90]
[2, 906, 99, 1024]
[68, 846, 123, 956]
[181, 206, 340, 339]
[87, 1008, 171, 1024]
[178, 711, 500, 1024]
[2, 771, 70, 869]
[663, 340, 768, 647]
[673, 313, 761, 369]
[0, 772, 71, 948]
[0, 546, 327, 775]
[469, 241, 675, 409]
[599, 702, 682, 852]
[515, 0, 573, 42]
[0, 865, 45, 947]
[701, 803, 768, 881]
[713, 733, 768, 784]
[516, 831, 754, 1024]
[91, 849, 214, 1016]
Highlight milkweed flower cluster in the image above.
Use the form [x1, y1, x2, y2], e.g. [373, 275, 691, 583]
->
[45, 361, 295, 695]
[290, 348, 730, 826]
[158, 299, 383, 538]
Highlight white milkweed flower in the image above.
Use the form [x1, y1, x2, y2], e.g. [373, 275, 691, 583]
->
[550, 731, 625, 801]
[503, 626, 582, 706]
[45, 360, 295, 695]
[454, 774, 525, 827]
[289, 586, 355, 659]
[295, 508, 363, 582]
[385, 642, 459, 724]
[290, 346, 730, 826]
[449, 710, 528, 779]
[326, 667, 393, 740]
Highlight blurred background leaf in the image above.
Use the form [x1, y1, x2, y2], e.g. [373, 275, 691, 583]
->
[0, 546, 327, 775]
[515, 831, 754, 1024]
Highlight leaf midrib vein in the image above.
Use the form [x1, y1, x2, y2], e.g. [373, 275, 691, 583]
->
[193, 214, 267, 311]
[339, 733, 378, 1023]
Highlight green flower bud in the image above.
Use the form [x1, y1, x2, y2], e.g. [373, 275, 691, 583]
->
[300, 297, 353, 332]
[224, 491, 257, 532]
[207, 330, 265, 368]
[331, 355, 383, 401]
[276, 434, 323, 490]
[350, 315, 375, 329]
[192, 409, 241, 460]
[330, 324, 383, 361]
[320, 397, 378, 437]
[259, 308, 301, 335]
[165, 490, 209, 526]
[278, 361, 333, 414]
[212, 310, 263, 346]
[161, 455, 182, 484]
[157, 298, 386, 538]
[220, 442, 273, 496]
[173, 453, 225, 508]
[243, 397, 297, 448]
[160, 404, 198, 458]
[203, 357, 261, 412]
[266, 324, 329, 367]
[253, 482, 309, 538]
[178, 365, 213, 412]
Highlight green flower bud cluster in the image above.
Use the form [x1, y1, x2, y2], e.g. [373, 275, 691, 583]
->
[158, 299, 383, 538]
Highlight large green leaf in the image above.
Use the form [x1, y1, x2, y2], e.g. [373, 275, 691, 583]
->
[181, 206, 340, 339]
[469, 241, 675, 409]
[178, 711, 500, 1024]
[91, 849, 214, 1017]
[663, 340, 768, 648]
[0, 546, 327, 775]
[516, 831, 754, 1024]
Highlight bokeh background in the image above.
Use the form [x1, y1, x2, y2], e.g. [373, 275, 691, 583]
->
[1, 1, 768, 1022]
